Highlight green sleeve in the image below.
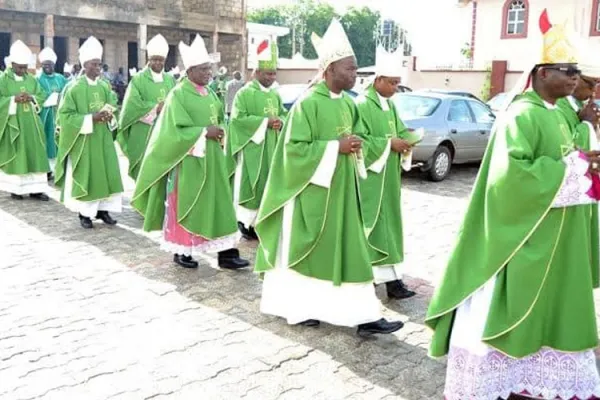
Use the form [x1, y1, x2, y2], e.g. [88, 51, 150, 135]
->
[228, 88, 268, 155]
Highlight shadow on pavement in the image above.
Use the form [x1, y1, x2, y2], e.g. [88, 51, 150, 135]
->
[403, 163, 479, 200]
[0, 194, 447, 399]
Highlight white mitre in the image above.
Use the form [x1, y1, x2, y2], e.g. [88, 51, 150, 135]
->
[579, 51, 600, 79]
[79, 36, 103, 65]
[9, 40, 32, 65]
[179, 34, 211, 71]
[375, 45, 403, 78]
[311, 19, 354, 70]
[147, 34, 169, 58]
[39, 47, 57, 64]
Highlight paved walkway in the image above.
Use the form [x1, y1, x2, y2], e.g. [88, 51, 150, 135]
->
[0, 163, 533, 399]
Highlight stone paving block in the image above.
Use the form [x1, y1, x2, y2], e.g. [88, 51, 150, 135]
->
[0, 164, 503, 399]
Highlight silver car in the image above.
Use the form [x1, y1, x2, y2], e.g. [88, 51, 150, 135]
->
[392, 92, 495, 181]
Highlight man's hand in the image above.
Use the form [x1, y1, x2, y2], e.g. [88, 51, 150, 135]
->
[391, 138, 412, 154]
[269, 118, 283, 131]
[206, 126, 225, 142]
[579, 101, 600, 125]
[267, 117, 282, 130]
[156, 101, 164, 115]
[15, 93, 31, 103]
[338, 135, 362, 154]
[92, 111, 110, 123]
[586, 150, 600, 174]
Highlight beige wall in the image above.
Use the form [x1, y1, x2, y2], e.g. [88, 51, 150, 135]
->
[405, 69, 488, 95]
[245, 69, 317, 85]
[474, 0, 600, 70]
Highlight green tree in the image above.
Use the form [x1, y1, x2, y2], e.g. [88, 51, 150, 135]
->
[341, 7, 380, 67]
[460, 42, 473, 60]
[248, 0, 411, 67]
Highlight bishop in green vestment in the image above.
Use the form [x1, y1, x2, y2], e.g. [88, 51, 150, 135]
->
[425, 12, 600, 400]
[117, 34, 176, 180]
[355, 65, 417, 300]
[55, 36, 123, 229]
[0, 40, 50, 201]
[228, 42, 286, 240]
[131, 34, 249, 271]
[255, 19, 403, 335]
[38, 47, 67, 175]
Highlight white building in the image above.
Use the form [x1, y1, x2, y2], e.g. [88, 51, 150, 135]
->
[247, 22, 290, 70]
[460, 0, 600, 70]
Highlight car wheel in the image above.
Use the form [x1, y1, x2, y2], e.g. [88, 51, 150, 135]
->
[428, 145, 452, 182]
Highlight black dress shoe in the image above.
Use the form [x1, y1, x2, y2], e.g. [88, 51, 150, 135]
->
[10, 193, 24, 200]
[218, 248, 250, 270]
[29, 193, 49, 201]
[247, 226, 259, 241]
[386, 280, 416, 300]
[357, 318, 404, 336]
[297, 319, 320, 327]
[173, 254, 199, 269]
[96, 211, 117, 225]
[79, 214, 93, 229]
[238, 222, 258, 241]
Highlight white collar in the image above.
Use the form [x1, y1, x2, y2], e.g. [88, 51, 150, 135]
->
[543, 100, 557, 110]
[150, 69, 164, 83]
[14, 75, 23, 82]
[258, 82, 271, 92]
[329, 91, 342, 99]
[567, 96, 580, 112]
[86, 76, 98, 86]
[376, 92, 390, 111]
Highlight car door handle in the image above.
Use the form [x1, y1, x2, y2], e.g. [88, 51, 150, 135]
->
[450, 129, 457, 134]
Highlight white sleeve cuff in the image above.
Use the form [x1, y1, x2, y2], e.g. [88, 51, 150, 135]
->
[368, 140, 391, 174]
[310, 140, 340, 188]
[191, 129, 207, 158]
[8, 96, 16, 116]
[401, 150, 413, 172]
[583, 121, 600, 150]
[43, 92, 59, 107]
[139, 105, 158, 125]
[251, 118, 269, 145]
[80, 114, 94, 134]
[552, 151, 595, 208]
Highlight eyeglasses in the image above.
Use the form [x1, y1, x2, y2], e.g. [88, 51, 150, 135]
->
[543, 66, 582, 77]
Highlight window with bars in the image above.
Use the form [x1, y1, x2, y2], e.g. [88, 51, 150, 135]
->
[506, 0, 526, 35]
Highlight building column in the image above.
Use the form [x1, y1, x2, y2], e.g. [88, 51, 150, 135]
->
[44, 14, 55, 49]
[212, 30, 219, 55]
[138, 23, 147, 68]
[67, 37, 79, 65]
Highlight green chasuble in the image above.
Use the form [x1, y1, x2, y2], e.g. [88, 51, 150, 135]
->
[117, 68, 176, 180]
[426, 90, 599, 359]
[0, 69, 50, 176]
[131, 78, 237, 239]
[557, 96, 600, 287]
[228, 80, 287, 213]
[255, 81, 374, 285]
[38, 72, 67, 160]
[55, 76, 123, 202]
[355, 85, 409, 266]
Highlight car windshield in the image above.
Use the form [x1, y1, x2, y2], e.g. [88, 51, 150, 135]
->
[488, 93, 508, 109]
[393, 95, 441, 120]
[277, 84, 308, 104]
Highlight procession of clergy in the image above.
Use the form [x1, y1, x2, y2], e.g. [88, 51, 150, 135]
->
[3, 8, 600, 398]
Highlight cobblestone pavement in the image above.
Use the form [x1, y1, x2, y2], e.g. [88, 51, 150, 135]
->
[0, 161, 509, 399]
